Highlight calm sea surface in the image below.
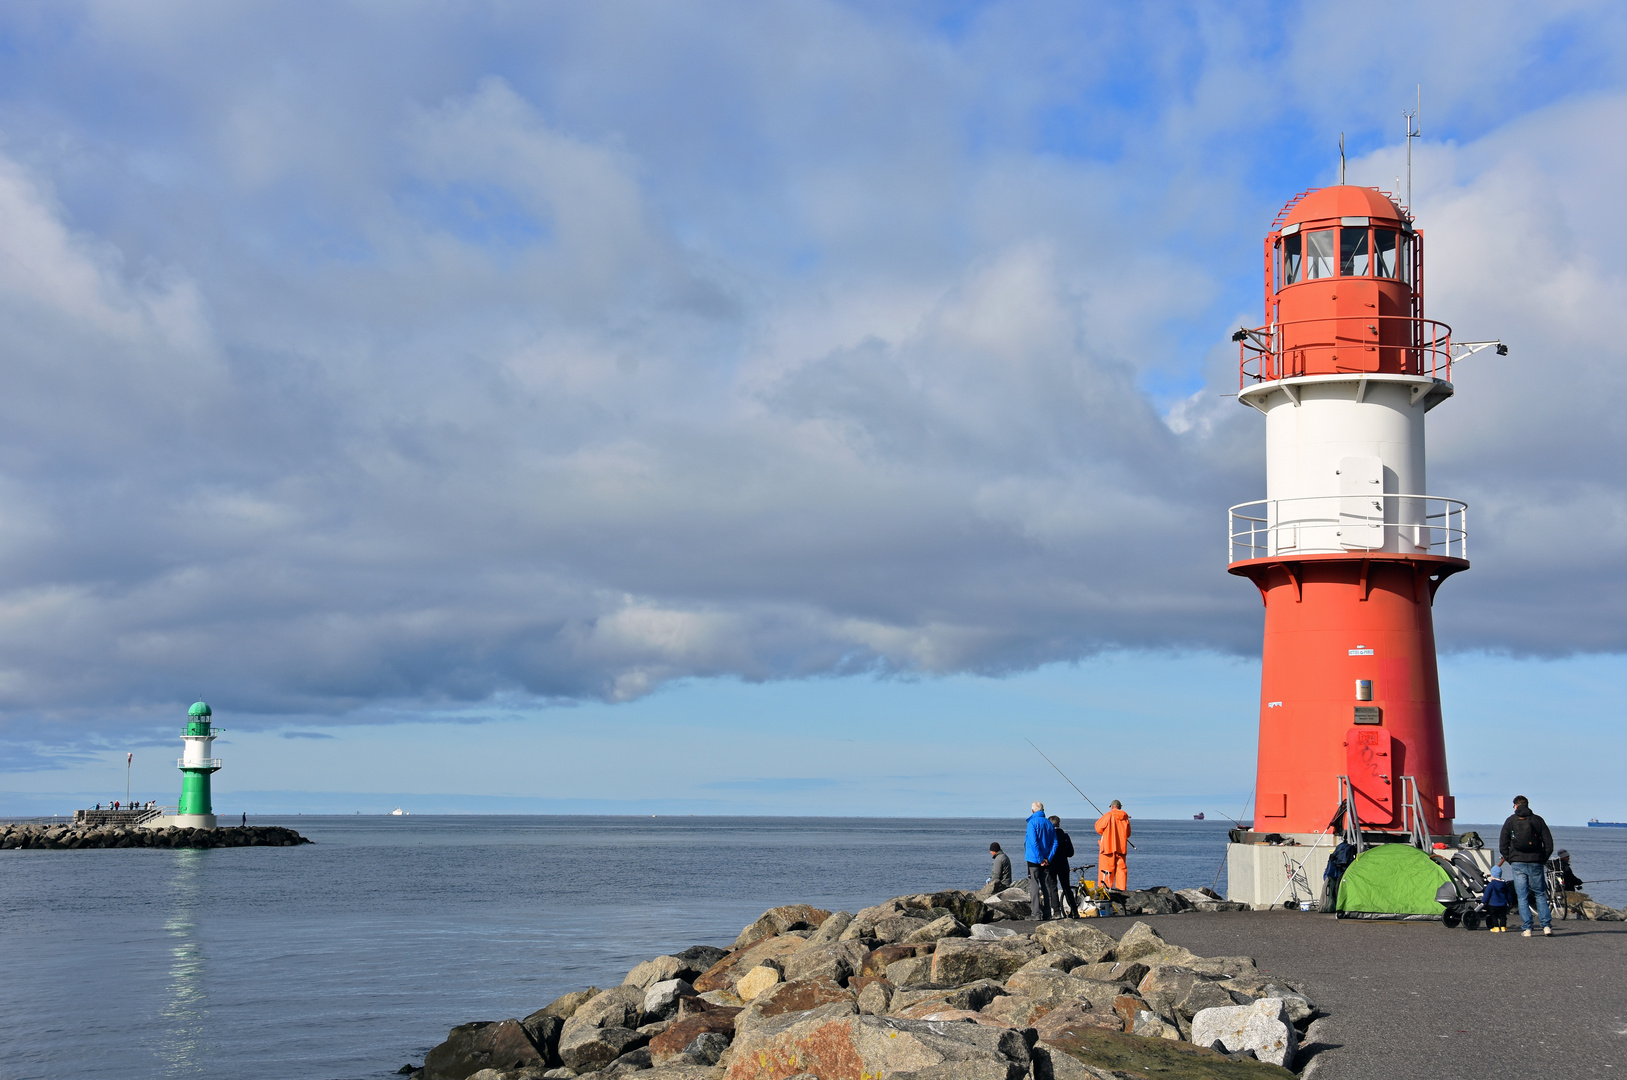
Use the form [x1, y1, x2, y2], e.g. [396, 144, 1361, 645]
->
[2, 815, 1622, 1080]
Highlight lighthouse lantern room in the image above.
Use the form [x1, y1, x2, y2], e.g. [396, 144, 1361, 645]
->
[1223, 185, 1496, 908]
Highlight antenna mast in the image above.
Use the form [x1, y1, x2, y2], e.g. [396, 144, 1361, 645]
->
[1403, 85, 1421, 213]
[1339, 133, 1346, 184]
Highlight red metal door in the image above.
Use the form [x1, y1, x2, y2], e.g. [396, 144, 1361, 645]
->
[1345, 726, 1394, 823]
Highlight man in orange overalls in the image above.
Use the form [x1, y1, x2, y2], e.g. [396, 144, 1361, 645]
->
[1095, 800, 1131, 891]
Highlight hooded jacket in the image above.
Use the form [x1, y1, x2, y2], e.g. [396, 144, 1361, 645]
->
[1095, 808, 1132, 856]
[1499, 805, 1553, 864]
[1024, 812, 1058, 864]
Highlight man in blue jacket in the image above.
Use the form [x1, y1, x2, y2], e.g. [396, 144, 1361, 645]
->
[1025, 801, 1060, 920]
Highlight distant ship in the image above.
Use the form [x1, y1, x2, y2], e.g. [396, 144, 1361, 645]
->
[1193, 812, 1205, 821]
[390, 808, 408, 816]
[1587, 818, 1626, 827]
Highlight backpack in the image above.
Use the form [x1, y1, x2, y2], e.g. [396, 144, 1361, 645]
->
[1509, 814, 1543, 854]
[1322, 841, 1357, 910]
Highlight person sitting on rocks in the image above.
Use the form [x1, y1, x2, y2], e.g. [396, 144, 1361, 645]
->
[1557, 850, 1583, 892]
[988, 842, 1012, 887]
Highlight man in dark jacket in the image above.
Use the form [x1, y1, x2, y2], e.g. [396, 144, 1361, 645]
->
[1499, 795, 1554, 936]
[1024, 802, 1060, 920]
[988, 843, 1012, 888]
[1047, 815, 1078, 918]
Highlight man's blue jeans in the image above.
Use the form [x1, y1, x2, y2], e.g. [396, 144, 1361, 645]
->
[1510, 861, 1551, 930]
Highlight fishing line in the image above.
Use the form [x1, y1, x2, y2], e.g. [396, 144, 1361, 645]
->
[1026, 739, 1136, 851]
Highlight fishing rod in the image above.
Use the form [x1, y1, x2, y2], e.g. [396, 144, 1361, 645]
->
[1210, 789, 1255, 892]
[1026, 739, 1136, 850]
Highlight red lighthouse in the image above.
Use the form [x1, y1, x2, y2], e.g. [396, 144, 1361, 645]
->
[1227, 185, 1493, 853]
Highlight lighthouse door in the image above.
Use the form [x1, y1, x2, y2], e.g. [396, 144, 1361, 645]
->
[1345, 726, 1394, 822]
[1338, 456, 1384, 550]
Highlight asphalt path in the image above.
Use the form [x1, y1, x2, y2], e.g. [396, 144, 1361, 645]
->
[1011, 911, 1626, 1080]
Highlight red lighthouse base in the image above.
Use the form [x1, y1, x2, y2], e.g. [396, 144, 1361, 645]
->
[1230, 553, 1468, 838]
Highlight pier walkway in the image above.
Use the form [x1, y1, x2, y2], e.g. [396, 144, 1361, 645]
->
[1010, 911, 1625, 1079]
[73, 806, 164, 827]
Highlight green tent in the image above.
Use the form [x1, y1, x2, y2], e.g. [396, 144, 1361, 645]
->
[1334, 842, 1451, 920]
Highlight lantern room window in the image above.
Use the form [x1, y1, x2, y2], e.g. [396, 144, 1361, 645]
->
[1375, 229, 1399, 278]
[1281, 232, 1302, 285]
[1304, 229, 1335, 279]
[1340, 227, 1370, 276]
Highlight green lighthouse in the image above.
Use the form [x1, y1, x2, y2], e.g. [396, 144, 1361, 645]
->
[175, 701, 222, 828]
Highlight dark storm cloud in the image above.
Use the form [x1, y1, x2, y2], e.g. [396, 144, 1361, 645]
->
[0, 2, 1621, 748]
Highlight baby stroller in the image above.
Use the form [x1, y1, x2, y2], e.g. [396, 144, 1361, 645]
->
[1434, 850, 1492, 929]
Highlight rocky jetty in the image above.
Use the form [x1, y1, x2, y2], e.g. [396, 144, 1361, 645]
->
[1563, 890, 1625, 921]
[980, 884, 1249, 919]
[0, 822, 312, 849]
[412, 886, 1315, 1080]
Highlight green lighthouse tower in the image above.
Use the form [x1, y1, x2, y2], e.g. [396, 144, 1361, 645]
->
[175, 701, 221, 828]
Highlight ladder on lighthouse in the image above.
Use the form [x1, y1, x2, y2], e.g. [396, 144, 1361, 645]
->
[1336, 774, 1434, 853]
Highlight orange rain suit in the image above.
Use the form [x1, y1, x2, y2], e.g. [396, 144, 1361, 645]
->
[1095, 808, 1131, 890]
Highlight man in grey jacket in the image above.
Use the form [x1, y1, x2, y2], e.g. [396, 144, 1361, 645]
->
[988, 843, 1012, 887]
[1499, 795, 1555, 936]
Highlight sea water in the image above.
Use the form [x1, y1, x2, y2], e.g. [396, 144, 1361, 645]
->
[1, 815, 1621, 1080]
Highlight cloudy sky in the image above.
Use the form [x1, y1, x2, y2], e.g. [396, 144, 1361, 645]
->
[1, 2, 1624, 823]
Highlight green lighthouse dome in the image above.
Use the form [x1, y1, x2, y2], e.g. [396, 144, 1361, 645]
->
[188, 701, 212, 717]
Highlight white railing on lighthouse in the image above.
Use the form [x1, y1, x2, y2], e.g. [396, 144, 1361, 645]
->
[1228, 494, 1466, 563]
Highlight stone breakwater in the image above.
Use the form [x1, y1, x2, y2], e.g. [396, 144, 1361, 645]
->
[0, 822, 313, 849]
[411, 883, 1317, 1080]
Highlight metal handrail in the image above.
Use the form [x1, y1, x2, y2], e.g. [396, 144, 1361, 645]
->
[1336, 775, 1364, 853]
[177, 758, 223, 770]
[1237, 314, 1454, 386]
[1229, 494, 1466, 563]
[73, 805, 165, 825]
[1400, 776, 1433, 851]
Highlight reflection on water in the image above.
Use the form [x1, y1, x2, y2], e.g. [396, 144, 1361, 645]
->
[155, 848, 209, 1077]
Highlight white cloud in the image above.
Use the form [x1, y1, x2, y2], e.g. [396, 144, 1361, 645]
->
[0, 2, 1622, 753]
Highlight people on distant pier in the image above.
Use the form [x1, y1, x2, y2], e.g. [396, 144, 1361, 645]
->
[988, 842, 1012, 887]
[1024, 801, 1061, 920]
[1047, 815, 1079, 917]
[1096, 799, 1132, 891]
[1499, 795, 1554, 937]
